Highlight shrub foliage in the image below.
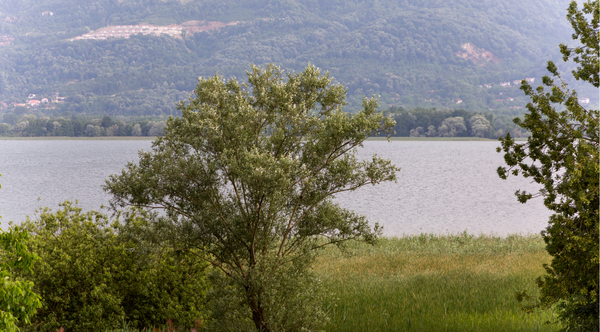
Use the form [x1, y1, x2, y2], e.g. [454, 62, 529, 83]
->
[17, 202, 210, 332]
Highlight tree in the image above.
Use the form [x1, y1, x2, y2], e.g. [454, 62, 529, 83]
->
[0, 175, 42, 332]
[85, 124, 102, 137]
[426, 125, 437, 137]
[131, 123, 142, 136]
[437, 116, 466, 137]
[497, 1, 599, 330]
[469, 115, 491, 138]
[105, 64, 399, 331]
[409, 126, 425, 137]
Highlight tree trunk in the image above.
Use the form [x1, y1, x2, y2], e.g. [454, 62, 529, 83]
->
[246, 286, 269, 332]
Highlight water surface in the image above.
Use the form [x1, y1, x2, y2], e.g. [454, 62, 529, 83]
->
[336, 141, 549, 235]
[0, 140, 550, 235]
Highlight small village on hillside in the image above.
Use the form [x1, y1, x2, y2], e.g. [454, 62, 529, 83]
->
[0, 93, 65, 112]
[0, 77, 592, 113]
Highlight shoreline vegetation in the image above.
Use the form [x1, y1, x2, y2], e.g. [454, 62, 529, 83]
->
[0, 107, 530, 141]
[315, 233, 559, 331]
[101, 233, 558, 332]
[0, 136, 155, 140]
[0, 136, 528, 141]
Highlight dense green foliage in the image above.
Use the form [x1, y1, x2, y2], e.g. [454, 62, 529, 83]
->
[0, 106, 526, 138]
[498, 1, 599, 330]
[0, 227, 41, 332]
[2, 0, 593, 119]
[386, 107, 502, 138]
[0, 176, 42, 332]
[0, 113, 166, 137]
[0, 229, 41, 332]
[17, 202, 210, 331]
[105, 64, 398, 331]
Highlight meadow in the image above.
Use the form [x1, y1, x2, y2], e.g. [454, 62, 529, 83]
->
[314, 233, 560, 332]
[105, 233, 558, 331]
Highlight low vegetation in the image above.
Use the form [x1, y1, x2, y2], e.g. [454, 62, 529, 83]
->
[98, 234, 560, 332]
[315, 234, 560, 332]
[16, 203, 210, 332]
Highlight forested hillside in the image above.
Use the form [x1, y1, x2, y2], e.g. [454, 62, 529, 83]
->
[0, 0, 594, 132]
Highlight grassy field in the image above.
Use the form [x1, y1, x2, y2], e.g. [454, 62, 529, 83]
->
[366, 137, 496, 141]
[366, 137, 529, 142]
[106, 234, 557, 332]
[314, 233, 560, 332]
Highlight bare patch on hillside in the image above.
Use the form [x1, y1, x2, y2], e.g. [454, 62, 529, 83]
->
[456, 43, 500, 66]
[181, 20, 243, 33]
[161, 0, 194, 4]
[70, 20, 243, 42]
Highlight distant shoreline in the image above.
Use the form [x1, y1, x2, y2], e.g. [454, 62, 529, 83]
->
[0, 136, 155, 140]
[0, 136, 527, 141]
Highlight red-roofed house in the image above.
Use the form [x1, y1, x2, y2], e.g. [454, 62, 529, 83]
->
[27, 99, 41, 107]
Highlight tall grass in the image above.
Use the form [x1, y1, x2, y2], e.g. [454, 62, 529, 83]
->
[108, 234, 558, 331]
[314, 233, 560, 331]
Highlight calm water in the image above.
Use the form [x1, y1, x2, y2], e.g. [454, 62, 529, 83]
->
[0, 140, 550, 236]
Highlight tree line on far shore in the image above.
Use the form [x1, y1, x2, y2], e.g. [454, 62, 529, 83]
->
[0, 112, 165, 137]
[0, 107, 526, 138]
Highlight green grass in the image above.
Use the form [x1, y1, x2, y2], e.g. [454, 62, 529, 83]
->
[366, 137, 497, 141]
[366, 137, 529, 141]
[314, 233, 560, 331]
[106, 234, 557, 331]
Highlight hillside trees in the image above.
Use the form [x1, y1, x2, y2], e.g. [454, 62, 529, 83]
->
[0, 0, 577, 115]
[497, 1, 599, 330]
[105, 64, 399, 331]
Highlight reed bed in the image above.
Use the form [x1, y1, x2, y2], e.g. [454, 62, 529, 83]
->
[107, 234, 558, 331]
[314, 233, 560, 331]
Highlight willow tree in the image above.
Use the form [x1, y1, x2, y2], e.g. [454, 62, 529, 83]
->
[497, 1, 599, 330]
[105, 64, 398, 331]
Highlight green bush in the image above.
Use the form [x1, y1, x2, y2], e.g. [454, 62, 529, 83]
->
[17, 202, 210, 332]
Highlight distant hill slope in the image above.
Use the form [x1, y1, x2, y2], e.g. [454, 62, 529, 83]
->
[1, 0, 594, 121]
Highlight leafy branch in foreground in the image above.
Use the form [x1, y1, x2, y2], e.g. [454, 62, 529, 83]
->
[0, 175, 42, 332]
[497, 1, 599, 330]
[105, 63, 399, 331]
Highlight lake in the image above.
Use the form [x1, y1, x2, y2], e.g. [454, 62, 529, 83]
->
[0, 139, 550, 236]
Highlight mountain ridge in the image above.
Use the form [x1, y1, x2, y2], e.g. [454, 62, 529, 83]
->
[0, 0, 595, 129]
